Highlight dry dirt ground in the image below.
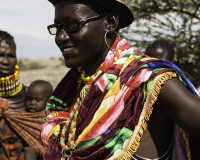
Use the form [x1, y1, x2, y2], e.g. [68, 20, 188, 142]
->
[19, 57, 70, 89]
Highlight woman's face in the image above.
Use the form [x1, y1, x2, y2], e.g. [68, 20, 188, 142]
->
[0, 39, 17, 78]
[54, 1, 109, 75]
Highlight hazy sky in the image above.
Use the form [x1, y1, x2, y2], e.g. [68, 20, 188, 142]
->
[0, 0, 61, 58]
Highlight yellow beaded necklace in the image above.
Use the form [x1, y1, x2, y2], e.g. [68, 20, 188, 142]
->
[0, 65, 22, 96]
[78, 67, 90, 82]
[80, 70, 90, 82]
[77, 67, 91, 89]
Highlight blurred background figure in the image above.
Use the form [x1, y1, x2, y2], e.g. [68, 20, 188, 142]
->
[145, 39, 174, 62]
[145, 39, 200, 93]
[26, 79, 53, 112]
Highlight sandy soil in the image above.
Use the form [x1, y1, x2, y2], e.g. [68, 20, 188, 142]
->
[19, 57, 70, 89]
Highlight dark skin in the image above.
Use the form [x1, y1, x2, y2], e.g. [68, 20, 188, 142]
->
[55, 1, 117, 76]
[0, 39, 26, 110]
[26, 84, 51, 112]
[0, 39, 36, 159]
[0, 39, 17, 78]
[54, 1, 200, 158]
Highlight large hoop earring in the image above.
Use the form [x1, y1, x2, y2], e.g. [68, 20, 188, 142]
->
[104, 30, 120, 50]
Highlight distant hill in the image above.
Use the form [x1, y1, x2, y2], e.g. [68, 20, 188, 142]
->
[19, 57, 69, 89]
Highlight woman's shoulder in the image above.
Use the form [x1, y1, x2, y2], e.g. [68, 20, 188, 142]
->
[156, 77, 200, 138]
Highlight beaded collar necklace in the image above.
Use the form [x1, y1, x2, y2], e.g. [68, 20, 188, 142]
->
[0, 65, 23, 96]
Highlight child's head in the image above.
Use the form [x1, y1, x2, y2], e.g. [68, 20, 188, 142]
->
[145, 39, 174, 62]
[25, 80, 53, 112]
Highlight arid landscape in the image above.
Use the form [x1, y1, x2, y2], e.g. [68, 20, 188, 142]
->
[19, 57, 70, 89]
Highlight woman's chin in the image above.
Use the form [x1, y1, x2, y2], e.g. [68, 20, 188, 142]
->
[65, 60, 80, 68]
[64, 62, 79, 69]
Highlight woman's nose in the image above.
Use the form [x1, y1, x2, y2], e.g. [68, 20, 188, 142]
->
[0, 56, 9, 65]
[56, 28, 70, 44]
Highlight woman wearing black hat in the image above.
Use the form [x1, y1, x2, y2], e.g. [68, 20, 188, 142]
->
[41, 0, 200, 159]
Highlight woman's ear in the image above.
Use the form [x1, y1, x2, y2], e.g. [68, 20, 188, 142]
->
[105, 13, 120, 31]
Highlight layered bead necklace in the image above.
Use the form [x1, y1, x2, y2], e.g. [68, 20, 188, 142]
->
[60, 67, 92, 159]
[0, 65, 22, 97]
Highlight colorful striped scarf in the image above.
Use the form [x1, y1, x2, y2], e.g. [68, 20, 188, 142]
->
[41, 38, 199, 160]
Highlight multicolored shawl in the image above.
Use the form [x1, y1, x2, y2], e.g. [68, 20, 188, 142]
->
[41, 37, 199, 160]
[0, 88, 47, 159]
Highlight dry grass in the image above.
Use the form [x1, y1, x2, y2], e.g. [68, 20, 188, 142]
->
[19, 57, 69, 89]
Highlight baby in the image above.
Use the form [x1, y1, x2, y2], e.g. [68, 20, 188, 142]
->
[25, 80, 53, 159]
[26, 80, 53, 112]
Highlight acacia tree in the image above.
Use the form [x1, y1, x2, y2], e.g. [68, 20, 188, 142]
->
[120, 0, 200, 87]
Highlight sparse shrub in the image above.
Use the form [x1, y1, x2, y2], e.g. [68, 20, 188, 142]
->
[59, 57, 65, 66]
[18, 59, 46, 71]
[27, 62, 46, 70]
[18, 59, 29, 70]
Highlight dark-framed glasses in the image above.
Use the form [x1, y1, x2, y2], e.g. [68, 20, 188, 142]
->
[47, 13, 108, 35]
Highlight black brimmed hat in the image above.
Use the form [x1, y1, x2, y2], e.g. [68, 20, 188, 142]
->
[48, 0, 134, 28]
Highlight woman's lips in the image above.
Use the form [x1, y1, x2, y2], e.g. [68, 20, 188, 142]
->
[0, 68, 10, 73]
[63, 47, 75, 53]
